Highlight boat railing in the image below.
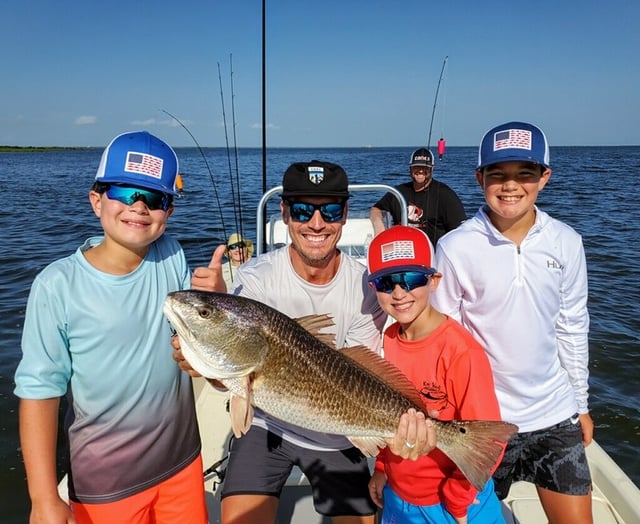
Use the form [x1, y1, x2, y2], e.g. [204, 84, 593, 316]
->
[255, 184, 408, 256]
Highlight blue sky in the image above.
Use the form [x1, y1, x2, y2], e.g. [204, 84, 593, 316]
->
[2, 0, 639, 147]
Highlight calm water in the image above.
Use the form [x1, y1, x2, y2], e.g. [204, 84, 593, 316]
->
[1, 146, 639, 521]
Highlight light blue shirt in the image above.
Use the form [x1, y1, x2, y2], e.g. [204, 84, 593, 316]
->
[14, 234, 201, 503]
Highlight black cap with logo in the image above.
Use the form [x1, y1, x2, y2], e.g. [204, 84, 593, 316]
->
[410, 148, 434, 167]
[281, 160, 350, 199]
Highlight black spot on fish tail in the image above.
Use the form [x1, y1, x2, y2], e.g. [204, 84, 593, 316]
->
[437, 420, 518, 491]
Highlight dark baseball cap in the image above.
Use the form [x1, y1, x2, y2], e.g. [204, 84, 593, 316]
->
[281, 160, 350, 199]
[410, 148, 434, 167]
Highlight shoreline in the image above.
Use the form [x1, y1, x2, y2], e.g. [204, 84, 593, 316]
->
[2, 145, 639, 153]
[0, 146, 92, 153]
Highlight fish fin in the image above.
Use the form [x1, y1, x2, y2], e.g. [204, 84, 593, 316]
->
[348, 436, 386, 457]
[229, 393, 254, 438]
[295, 314, 336, 348]
[341, 346, 427, 410]
[438, 420, 519, 491]
[228, 376, 255, 438]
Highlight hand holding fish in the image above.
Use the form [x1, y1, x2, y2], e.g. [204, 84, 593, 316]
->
[384, 408, 437, 460]
[172, 336, 229, 391]
[190, 245, 227, 292]
[172, 338, 200, 377]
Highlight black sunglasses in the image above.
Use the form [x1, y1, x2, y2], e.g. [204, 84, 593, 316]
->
[286, 201, 345, 223]
[105, 184, 172, 211]
[228, 242, 247, 250]
[370, 271, 432, 294]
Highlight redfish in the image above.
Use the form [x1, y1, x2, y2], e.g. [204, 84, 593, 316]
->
[163, 290, 517, 490]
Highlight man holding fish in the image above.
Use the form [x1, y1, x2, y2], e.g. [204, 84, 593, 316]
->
[173, 160, 440, 524]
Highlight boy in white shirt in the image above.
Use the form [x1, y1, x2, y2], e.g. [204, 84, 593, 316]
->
[432, 121, 593, 524]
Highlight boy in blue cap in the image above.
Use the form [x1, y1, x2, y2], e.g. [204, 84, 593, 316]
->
[433, 122, 593, 523]
[15, 131, 214, 523]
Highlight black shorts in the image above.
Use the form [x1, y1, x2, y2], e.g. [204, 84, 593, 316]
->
[220, 426, 376, 517]
[493, 414, 592, 499]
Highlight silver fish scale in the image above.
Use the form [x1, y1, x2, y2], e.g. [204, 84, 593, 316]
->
[242, 302, 418, 435]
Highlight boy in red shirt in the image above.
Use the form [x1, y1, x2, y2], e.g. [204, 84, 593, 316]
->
[367, 226, 506, 524]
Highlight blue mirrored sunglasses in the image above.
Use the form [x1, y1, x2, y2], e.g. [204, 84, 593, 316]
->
[228, 242, 246, 250]
[286, 201, 345, 223]
[105, 185, 172, 211]
[370, 271, 432, 294]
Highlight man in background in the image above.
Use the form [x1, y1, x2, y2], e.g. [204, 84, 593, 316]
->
[370, 147, 466, 245]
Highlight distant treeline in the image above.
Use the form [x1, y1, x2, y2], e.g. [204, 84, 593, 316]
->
[0, 146, 91, 152]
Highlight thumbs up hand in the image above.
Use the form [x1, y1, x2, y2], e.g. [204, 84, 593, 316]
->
[190, 244, 227, 292]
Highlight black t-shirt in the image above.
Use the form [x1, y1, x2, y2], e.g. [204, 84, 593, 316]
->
[373, 179, 467, 245]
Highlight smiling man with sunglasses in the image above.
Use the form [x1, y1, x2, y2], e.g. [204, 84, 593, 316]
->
[279, 161, 351, 274]
[209, 160, 438, 524]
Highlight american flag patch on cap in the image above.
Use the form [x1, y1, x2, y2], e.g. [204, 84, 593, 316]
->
[494, 129, 532, 151]
[381, 240, 415, 262]
[125, 151, 164, 178]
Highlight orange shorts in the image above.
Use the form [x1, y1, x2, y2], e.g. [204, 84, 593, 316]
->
[71, 455, 207, 524]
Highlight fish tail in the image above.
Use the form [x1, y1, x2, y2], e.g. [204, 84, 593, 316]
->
[438, 420, 518, 491]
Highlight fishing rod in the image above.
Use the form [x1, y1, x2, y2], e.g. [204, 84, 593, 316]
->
[261, 0, 268, 253]
[217, 60, 245, 248]
[229, 54, 245, 247]
[216, 62, 238, 227]
[160, 108, 228, 241]
[426, 55, 448, 151]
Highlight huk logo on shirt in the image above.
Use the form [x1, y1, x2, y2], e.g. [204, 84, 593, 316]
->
[307, 166, 324, 185]
[547, 259, 564, 270]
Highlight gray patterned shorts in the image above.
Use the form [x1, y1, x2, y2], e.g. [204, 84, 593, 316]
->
[493, 414, 592, 499]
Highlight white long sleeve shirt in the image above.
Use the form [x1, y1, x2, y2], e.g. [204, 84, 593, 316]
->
[432, 206, 590, 432]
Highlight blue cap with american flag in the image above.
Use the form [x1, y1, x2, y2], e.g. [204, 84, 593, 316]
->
[477, 121, 550, 170]
[95, 131, 179, 195]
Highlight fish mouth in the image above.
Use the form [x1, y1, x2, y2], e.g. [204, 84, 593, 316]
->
[162, 299, 193, 343]
[162, 296, 257, 380]
[162, 299, 223, 378]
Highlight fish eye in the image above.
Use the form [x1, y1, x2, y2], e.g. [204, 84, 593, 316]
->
[197, 307, 212, 319]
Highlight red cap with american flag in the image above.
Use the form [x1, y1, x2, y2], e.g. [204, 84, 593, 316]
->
[367, 226, 436, 281]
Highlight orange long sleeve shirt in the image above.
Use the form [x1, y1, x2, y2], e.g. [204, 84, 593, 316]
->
[376, 317, 504, 518]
